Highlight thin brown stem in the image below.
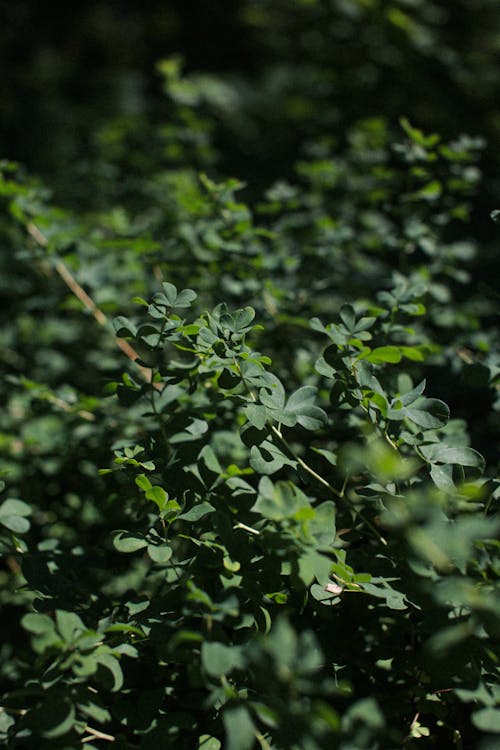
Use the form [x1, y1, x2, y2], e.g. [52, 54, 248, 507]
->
[27, 222, 161, 389]
[82, 725, 115, 743]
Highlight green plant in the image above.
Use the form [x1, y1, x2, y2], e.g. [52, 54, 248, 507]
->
[1, 259, 498, 747]
[0, 42, 499, 748]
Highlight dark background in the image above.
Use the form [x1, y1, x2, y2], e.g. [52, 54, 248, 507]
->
[2, 0, 500, 205]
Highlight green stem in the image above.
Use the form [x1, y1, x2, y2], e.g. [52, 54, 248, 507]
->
[235, 357, 387, 545]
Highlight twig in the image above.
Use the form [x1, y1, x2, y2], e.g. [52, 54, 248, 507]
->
[82, 725, 115, 743]
[5, 556, 22, 574]
[256, 731, 273, 750]
[44, 391, 95, 422]
[233, 521, 260, 535]
[270, 425, 387, 545]
[270, 424, 343, 498]
[27, 222, 160, 389]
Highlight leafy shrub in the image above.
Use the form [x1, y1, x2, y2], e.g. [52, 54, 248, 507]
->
[1, 182, 499, 748]
[0, 18, 499, 749]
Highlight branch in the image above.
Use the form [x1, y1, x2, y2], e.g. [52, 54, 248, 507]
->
[27, 223, 161, 389]
[82, 725, 115, 743]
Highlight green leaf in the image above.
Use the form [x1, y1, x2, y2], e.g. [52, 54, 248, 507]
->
[430, 464, 456, 492]
[399, 345, 425, 361]
[415, 180, 442, 201]
[113, 532, 148, 553]
[343, 696, 385, 731]
[308, 501, 336, 545]
[0, 498, 31, 516]
[55, 610, 85, 642]
[398, 379, 426, 406]
[199, 736, 222, 750]
[472, 707, 500, 733]
[22, 612, 56, 636]
[32, 693, 76, 739]
[297, 550, 332, 587]
[113, 316, 137, 337]
[178, 501, 215, 522]
[232, 306, 255, 331]
[0, 514, 30, 533]
[259, 375, 286, 412]
[254, 478, 309, 520]
[160, 282, 197, 307]
[261, 379, 327, 429]
[0, 498, 31, 533]
[243, 403, 268, 430]
[145, 485, 169, 511]
[339, 304, 356, 330]
[362, 346, 402, 364]
[201, 641, 244, 676]
[175, 288, 198, 307]
[310, 583, 342, 605]
[421, 444, 485, 471]
[199, 444, 223, 474]
[285, 385, 327, 430]
[250, 441, 295, 475]
[0, 712, 14, 735]
[135, 474, 152, 491]
[147, 544, 173, 563]
[223, 705, 256, 750]
[78, 698, 112, 725]
[96, 652, 124, 692]
[161, 282, 178, 305]
[389, 397, 450, 429]
[73, 652, 100, 678]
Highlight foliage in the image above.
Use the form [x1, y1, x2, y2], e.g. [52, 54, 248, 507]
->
[1, 3, 500, 749]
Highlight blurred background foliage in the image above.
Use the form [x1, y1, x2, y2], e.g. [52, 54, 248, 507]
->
[1, 0, 500, 202]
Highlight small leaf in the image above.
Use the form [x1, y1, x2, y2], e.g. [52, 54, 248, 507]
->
[421, 444, 485, 471]
[175, 288, 197, 307]
[22, 613, 55, 636]
[0, 514, 30, 533]
[362, 346, 402, 364]
[55, 610, 85, 642]
[398, 379, 426, 406]
[202, 641, 244, 676]
[145, 485, 169, 511]
[298, 550, 332, 587]
[199, 736, 222, 750]
[135, 474, 152, 491]
[243, 403, 268, 430]
[32, 693, 75, 739]
[113, 532, 148, 553]
[113, 316, 137, 337]
[472, 707, 500, 733]
[339, 304, 356, 330]
[178, 502, 216, 522]
[147, 544, 173, 564]
[232, 306, 255, 331]
[223, 705, 256, 750]
[415, 180, 442, 201]
[161, 282, 178, 305]
[430, 464, 456, 492]
[96, 652, 124, 692]
[250, 441, 295, 475]
[0, 497, 31, 533]
[285, 385, 327, 430]
[254, 479, 309, 520]
[0, 498, 31, 517]
[405, 398, 450, 429]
